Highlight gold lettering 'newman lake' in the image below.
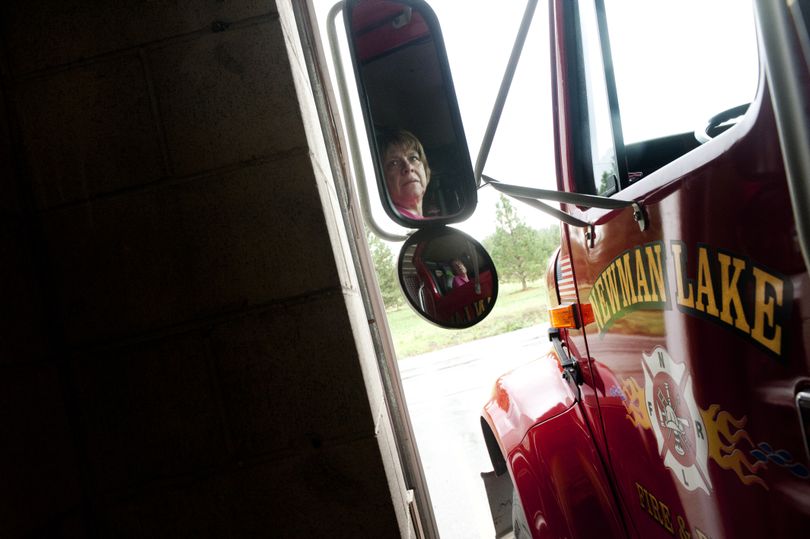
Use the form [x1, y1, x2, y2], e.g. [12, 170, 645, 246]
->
[587, 241, 792, 356]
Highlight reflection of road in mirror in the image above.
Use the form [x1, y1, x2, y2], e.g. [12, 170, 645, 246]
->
[400, 326, 546, 539]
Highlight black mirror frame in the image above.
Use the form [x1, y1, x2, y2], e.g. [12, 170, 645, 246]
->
[343, 0, 478, 228]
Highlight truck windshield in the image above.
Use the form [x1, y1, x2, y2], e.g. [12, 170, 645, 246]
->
[604, 0, 759, 144]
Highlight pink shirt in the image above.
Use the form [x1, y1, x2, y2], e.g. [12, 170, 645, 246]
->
[452, 275, 469, 288]
[395, 205, 423, 220]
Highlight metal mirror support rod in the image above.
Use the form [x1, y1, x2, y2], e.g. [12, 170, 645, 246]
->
[510, 194, 591, 228]
[327, 2, 408, 242]
[755, 0, 810, 273]
[482, 176, 635, 209]
[473, 0, 539, 185]
[485, 174, 649, 239]
[482, 180, 590, 228]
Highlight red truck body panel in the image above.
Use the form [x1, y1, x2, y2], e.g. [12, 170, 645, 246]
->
[482, 350, 625, 537]
[564, 84, 810, 538]
[483, 1, 810, 537]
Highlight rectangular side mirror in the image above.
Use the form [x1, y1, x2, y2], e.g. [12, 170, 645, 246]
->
[343, 0, 477, 226]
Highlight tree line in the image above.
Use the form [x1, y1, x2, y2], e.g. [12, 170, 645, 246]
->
[483, 195, 559, 291]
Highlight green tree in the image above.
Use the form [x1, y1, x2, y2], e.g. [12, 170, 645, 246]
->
[484, 195, 559, 290]
[367, 229, 403, 310]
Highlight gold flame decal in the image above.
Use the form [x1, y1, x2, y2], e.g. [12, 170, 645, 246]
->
[699, 404, 768, 490]
[620, 378, 770, 490]
[621, 377, 651, 429]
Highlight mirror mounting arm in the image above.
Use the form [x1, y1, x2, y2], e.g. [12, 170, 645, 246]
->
[327, 2, 407, 242]
[483, 175, 636, 210]
[483, 175, 646, 232]
[510, 194, 591, 229]
[474, 0, 540, 186]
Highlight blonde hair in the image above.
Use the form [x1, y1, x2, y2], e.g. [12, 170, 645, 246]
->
[379, 129, 431, 181]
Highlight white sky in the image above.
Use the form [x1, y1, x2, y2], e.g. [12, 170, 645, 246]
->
[311, 0, 759, 244]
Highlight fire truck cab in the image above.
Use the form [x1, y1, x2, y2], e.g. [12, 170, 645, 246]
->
[476, 1, 810, 537]
[337, 0, 810, 537]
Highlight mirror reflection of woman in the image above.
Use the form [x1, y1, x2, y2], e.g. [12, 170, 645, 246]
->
[380, 130, 430, 219]
[450, 258, 469, 287]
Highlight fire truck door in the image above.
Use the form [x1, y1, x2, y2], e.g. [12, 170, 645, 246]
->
[560, 1, 810, 538]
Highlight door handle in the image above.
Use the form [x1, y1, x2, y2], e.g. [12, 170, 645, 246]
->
[796, 390, 810, 460]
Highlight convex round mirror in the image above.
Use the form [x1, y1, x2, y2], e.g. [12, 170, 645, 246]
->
[344, 0, 477, 226]
[398, 227, 498, 328]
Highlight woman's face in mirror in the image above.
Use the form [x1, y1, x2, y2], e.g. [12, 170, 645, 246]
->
[383, 141, 430, 217]
[450, 259, 466, 276]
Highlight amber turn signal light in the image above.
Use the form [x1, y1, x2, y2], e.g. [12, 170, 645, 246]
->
[549, 304, 578, 329]
[549, 303, 595, 329]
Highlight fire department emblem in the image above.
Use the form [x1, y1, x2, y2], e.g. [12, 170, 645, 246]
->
[642, 347, 711, 494]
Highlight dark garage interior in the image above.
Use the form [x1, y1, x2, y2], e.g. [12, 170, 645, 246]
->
[0, 1, 414, 536]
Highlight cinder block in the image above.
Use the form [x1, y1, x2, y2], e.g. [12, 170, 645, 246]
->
[102, 435, 400, 538]
[1, 0, 275, 75]
[16, 54, 164, 209]
[149, 20, 307, 177]
[221, 436, 401, 537]
[209, 291, 376, 458]
[102, 477, 231, 539]
[71, 332, 228, 493]
[0, 215, 48, 366]
[42, 153, 339, 345]
[0, 364, 83, 538]
[342, 289, 386, 426]
[0, 92, 22, 215]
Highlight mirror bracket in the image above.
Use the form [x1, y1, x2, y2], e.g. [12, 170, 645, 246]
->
[474, 0, 540, 186]
[585, 224, 596, 248]
[483, 175, 648, 236]
[632, 202, 648, 231]
[548, 328, 583, 389]
[483, 175, 636, 210]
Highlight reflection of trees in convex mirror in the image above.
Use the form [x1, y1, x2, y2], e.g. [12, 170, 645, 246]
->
[397, 227, 498, 329]
[345, 0, 477, 225]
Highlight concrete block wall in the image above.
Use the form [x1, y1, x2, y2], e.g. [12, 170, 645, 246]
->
[0, 1, 404, 537]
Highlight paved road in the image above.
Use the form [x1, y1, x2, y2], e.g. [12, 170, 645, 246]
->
[399, 325, 550, 539]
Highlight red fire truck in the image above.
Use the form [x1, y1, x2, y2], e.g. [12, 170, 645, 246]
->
[338, 0, 810, 537]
